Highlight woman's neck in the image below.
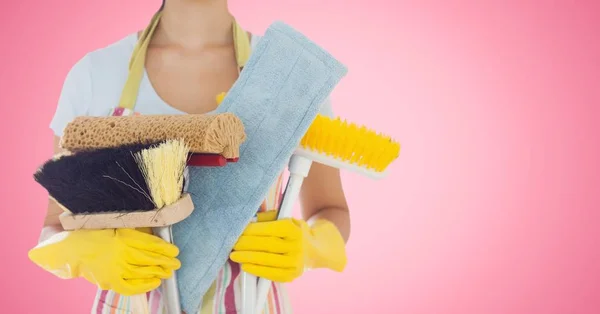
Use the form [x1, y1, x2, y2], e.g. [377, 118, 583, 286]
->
[153, 0, 234, 49]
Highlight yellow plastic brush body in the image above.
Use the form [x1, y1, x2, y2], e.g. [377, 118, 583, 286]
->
[299, 114, 400, 178]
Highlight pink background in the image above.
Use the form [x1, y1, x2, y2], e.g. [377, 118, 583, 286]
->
[1, 0, 599, 313]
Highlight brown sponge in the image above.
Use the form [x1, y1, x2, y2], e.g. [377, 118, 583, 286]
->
[61, 113, 246, 159]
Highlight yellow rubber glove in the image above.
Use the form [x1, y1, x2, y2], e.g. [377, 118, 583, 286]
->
[28, 228, 181, 296]
[230, 211, 347, 282]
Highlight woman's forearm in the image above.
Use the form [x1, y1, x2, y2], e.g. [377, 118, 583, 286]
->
[40, 199, 66, 243]
[38, 136, 68, 243]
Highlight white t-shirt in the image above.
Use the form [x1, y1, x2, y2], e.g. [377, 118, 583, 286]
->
[50, 33, 334, 136]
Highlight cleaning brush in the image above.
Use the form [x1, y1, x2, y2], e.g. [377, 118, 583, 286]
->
[253, 114, 401, 313]
[297, 114, 400, 177]
[34, 139, 192, 314]
[60, 113, 246, 167]
[43, 111, 246, 313]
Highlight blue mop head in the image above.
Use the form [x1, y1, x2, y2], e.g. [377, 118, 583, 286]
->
[172, 21, 348, 313]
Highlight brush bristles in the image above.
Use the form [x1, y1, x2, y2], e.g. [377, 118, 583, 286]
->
[300, 115, 401, 172]
[34, 143, 159, 214]
[135, 139, 190, 209]
[34, 140, 190, 215]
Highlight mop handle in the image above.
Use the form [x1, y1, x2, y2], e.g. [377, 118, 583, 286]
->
[255, 154, 313, 313]
[241, 272, 257, 314]
[130, 293, 150, 314]
[240, 215, 258, 314]
[153, 226, 182, 314]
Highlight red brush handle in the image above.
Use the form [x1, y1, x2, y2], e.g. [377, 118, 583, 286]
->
[187, 154, 239, 167]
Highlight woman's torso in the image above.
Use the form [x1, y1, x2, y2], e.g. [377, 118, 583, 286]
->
[86, 32, 293, 314]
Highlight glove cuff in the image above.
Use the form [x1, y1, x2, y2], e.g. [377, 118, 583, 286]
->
[28, 231, 80, 279]
[304, 219, 348, 272]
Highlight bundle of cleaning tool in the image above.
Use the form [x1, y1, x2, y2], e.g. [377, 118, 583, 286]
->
[31, 19, 401, 314]
[34, 113, 247, 314]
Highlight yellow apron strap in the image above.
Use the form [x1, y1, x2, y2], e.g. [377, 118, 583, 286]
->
[117, 11, 252, 111]
[118, 11, 162, 110]
[233, 18, 251, 68]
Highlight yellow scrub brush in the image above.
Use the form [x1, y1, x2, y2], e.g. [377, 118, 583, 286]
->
[254, 114, 400, 313]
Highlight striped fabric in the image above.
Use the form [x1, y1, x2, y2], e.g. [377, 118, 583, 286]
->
[108, 107, 140, 116]
[92, 107, 292, 313]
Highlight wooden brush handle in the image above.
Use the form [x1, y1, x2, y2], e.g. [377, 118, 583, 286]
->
[59, 193, 194, 231]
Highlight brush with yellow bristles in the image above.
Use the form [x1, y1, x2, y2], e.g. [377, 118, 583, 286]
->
[297, 114, 400, 178]
[250, 114, 401, 313]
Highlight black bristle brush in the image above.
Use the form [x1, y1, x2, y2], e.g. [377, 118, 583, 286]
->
[34, 142, 159, 214]
[33, 139, 193, 314]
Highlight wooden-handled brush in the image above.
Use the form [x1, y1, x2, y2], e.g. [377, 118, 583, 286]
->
[35, 139, 192, 314]
[60, 113, 246, 167]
